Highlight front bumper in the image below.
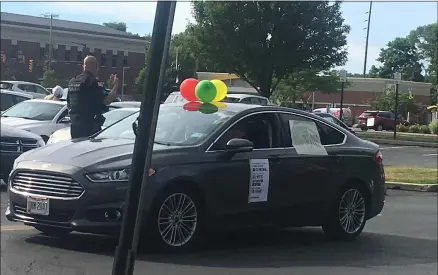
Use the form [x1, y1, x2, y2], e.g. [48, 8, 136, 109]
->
[6, 162, 128, 235]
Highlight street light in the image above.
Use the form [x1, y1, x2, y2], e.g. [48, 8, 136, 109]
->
[393, 72, 402, 139]
[339, 69, 347, 120]
[42, 13, 59, 70]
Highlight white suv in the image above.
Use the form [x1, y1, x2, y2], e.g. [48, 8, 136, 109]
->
[0, 81, 51, 99]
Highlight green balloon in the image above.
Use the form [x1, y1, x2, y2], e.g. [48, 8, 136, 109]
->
[198, 103, 219, 114]
[195, 80, 217, 103]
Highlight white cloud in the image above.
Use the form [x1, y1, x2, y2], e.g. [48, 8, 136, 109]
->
[51, 1, 193, 34]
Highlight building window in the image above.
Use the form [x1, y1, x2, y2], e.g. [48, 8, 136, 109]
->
[123, 56, 128, 67]
[76, 51, 82, 62]
[10, 45, 18, 58]
[17, 50, 25, 63]
[52, 49, 57, 60]
[65, 50, 70, 61]
[101, 54, 106, 66]
[112, 55, 117, 67]
[40, 47, 45, 59]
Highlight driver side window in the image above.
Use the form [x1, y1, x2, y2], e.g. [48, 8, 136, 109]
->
[211, 113, 280, 151]
[57, 109, 69, 122]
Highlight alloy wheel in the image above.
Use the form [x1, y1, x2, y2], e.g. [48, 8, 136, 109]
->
[338, 189, 366, 234]
[157, 193, 198, 247]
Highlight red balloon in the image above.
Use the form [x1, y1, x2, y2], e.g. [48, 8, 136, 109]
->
[183, 101, 201, 112]
[180, 78, 199, 101]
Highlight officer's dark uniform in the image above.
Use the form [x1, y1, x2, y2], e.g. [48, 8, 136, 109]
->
[67, 71, 107, 139]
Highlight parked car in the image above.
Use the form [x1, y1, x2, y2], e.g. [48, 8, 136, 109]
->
[47, 107, 140, 144]
[358, 111, 409, 131]
[164, 91, 272, 106]
[313, 107, 353, 127]
[108, 101, 141, 110]
[314, 112, 356, 135]
[0, 81, 51, 99]
[1, 99, 70, 143]
[0, 124, 45, 184]
[1, 89, 33, 112]
[6, 103, 385, 252]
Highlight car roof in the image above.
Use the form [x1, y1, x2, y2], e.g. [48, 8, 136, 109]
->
[1, 80, 37, 85]
[110, 101, 141, 108]
[226, 93, 267, 100]
[314, 112, 332, 117]
[1, 89, 33, 97]
[108, 107, 139, 112]
[24, 99, 67, 105]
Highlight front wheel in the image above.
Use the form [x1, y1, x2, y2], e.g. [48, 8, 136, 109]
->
[146, 185, 204, 253]
[34, 225, 72, 237]
[323, 184, 368, 241]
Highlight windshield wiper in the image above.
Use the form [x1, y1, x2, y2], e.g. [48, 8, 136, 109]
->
[19, 116, 35, 120]
[154, 141, 171, 146]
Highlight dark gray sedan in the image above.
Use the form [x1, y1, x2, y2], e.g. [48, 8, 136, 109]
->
[6, 103, 385, 252]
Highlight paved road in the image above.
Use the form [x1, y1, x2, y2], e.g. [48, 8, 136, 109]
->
[379, 145, 437, 168]
[1, 189, 437, 275]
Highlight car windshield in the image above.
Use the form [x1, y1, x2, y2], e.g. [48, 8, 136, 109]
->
[222, 96, 241, 103]
[102, 109, 138, 128]
[322, 116, 336, 124]
[97, 105, 235, 145]
[2, 101, 64, 121]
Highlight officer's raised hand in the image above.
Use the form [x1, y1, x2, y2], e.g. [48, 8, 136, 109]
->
[103, 74, 119, 105]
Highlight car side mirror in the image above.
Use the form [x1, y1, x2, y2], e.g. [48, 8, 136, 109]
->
[225, 138, 253, 153]
[59, 116, 71, 124]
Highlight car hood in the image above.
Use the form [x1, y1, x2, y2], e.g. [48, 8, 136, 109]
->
[1, 117, 50, 129]
[16, 137, 188, 171]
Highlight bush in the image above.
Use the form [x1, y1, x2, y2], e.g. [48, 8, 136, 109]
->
[396, 124, 409, 132]
[408, 125, 420, 133]
[419, 125, 431, 134]
[429, 120, 438, 135]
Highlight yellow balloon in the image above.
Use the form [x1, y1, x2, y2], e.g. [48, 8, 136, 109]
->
[211, 101, 226, 108]
[211, 79, 228, 102]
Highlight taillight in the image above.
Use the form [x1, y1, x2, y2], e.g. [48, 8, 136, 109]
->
[376, 151, 383, 165]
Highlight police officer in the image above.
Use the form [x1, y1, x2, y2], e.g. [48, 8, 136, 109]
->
[67, 55, 119, 139]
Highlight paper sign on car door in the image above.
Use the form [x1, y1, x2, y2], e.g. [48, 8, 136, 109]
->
[289, 120, 327, 155]
[248, 159, 269, 203]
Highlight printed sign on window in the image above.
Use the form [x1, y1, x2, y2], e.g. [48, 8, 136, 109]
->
[289, 120, 327, 155]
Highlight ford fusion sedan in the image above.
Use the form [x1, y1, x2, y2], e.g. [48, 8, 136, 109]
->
[1, 99, 70, 143]
[47, 107, 140, 144]
[6, 103, 385, 252]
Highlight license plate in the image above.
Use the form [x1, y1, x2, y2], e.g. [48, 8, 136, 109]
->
[26, 197, 50, 216]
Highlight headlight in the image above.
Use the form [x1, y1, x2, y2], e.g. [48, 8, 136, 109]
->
[86, 169, 131, 182]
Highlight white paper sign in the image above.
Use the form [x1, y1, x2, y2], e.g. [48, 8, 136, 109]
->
[248, 159, 270, 203]
[289, 120, 327, 155]
[367, 117, 375, 126]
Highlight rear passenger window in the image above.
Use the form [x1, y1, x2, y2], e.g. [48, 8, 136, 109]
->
[250, 97, 261, 105]
[316, 121, 345, 145]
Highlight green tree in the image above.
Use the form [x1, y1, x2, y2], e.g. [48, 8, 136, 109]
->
[103, 22, 127, 32]
[370, 37, 424, 82]
[41, 69, 58, 88]
[188, 1, 350, 98]
[271, 70, 343, 107]
[371, 89, 421, 117]
[408, 23, 437, 82]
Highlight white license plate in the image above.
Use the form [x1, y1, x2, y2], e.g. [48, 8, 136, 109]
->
[367, 117, 375, 126]
[26, 197, 50, 216]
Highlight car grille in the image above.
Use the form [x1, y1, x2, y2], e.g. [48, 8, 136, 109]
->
[11, 171, 84, 199]
[0, 137, 39, 153]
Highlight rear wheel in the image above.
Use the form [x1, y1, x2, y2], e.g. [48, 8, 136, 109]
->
[323, 183, 368, 241]
[376, 125, 383, 131]
[146, 185, 204, 253]
[34, 225, 72, 237]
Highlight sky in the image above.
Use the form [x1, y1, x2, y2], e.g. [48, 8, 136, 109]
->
[1, 1, 437, 74]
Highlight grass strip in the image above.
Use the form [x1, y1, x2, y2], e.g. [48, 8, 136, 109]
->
[385, 166, 438, 185]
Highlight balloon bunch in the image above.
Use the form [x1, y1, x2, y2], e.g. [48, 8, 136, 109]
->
[179, 78, 228, 113]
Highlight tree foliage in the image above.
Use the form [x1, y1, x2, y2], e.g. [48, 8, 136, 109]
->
[103, 22, 127, 32]
[371, 89, 421, 117]
[369, 37, 424, 82]
[271, 70, 344, 107]
[187, 1, 350, 98]
[41, 70, 58, 88]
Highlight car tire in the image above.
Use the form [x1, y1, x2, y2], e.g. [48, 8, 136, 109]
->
[322, 183, 368, 241]
[376, 125, 383, 131]
[34, 225, 72, 237]
[145, 185, 205, 253]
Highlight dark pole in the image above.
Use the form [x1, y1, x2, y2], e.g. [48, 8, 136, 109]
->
[111, 2, 176, 275]
[340, 81, 345, 120]
[363, 1, 373, 77]
[393, 83, 399, 139]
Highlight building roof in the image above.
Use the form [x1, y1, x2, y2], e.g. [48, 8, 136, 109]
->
[1, 12, 144, 40]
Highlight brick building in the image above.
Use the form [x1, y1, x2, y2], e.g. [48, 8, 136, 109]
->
[197, 72, 432, 119]
[0, 12, 146, 95]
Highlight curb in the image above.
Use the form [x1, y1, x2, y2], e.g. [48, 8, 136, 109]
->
[386, 182, 438, 192]
[362, 138, 438, 148]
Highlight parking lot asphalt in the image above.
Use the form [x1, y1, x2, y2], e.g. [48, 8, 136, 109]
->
[379, 145, 437, 168]
[1, 189, 437, 275]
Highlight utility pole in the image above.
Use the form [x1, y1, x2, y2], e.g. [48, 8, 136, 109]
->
[42, 13, 59, 71]
[363, 1, 373, 77]
[393, 72, 401, 139]
[339, 69, 347, 120]
[122, 66, 129, 101]
[111, 1, 176, 275]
